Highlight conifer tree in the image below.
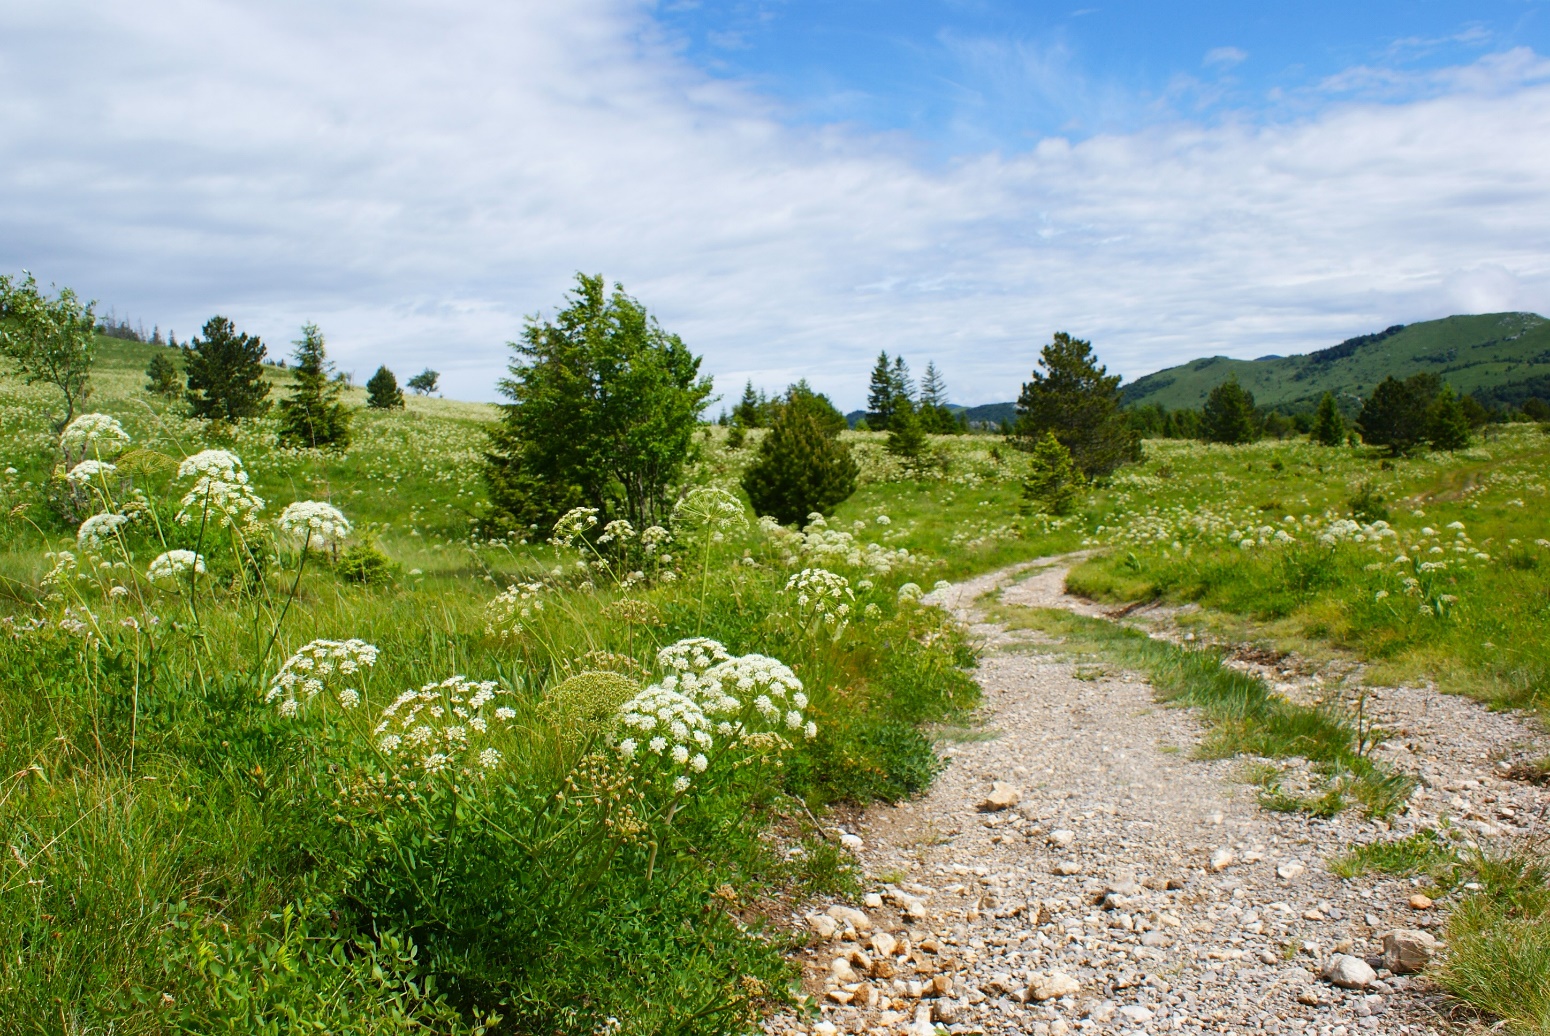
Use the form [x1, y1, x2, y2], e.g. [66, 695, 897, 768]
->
[1356, 374, 1438, 455]
[890, 355, 915, 405]
[866, 351, 898, 431]
[366, 365, 405, 410]
[1310, 392, 1345, 446]
[1426, 384, 1470, 451]
[1012, 332, 1140, 477]
[183, 315, 270, 421]
[278, 323, 353, 448]
[1022, 431, 1083, 515]
[885, 398, 929, 472]
[1201, 378, 1258, 444]
[144, 351, 182, 398]
[742, 390, 859, 525]
[918, 361, 960, 434]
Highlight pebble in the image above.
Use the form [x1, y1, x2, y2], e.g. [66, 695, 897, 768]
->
[1323, 954, 1378, 989]
[1409, 893, 1435, 910]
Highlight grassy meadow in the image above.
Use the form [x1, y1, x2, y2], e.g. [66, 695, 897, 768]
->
[3, 337, 1549, 1032]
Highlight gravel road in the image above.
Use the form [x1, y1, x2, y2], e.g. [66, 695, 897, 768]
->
[765, 558, 1549, 1036]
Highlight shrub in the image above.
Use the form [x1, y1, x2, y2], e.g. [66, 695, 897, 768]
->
[183, 315, 271, 421]
[1022, 430, 1083, 515]
[277, 324, 353, 448]
[1346, 481, 1389, 524]
[742, 398, 859, 525]
[885, 399, 929, 471]
[144, 351, 182, 399]
[336, 540, 397, 584]
[365, 365, 405, 410]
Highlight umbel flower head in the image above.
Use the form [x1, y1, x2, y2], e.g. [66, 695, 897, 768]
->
[77, 512, 129, 554]
[147, 550, 205, 585]
[615, 685, 714, 792]
[374, 675, 516, 777]
[485, 581, 547, 639]
[277, 500, 352, 551]
[59, 413, 131, 457]
[673, 485, 748, 533]
[783, 567, 854, 627]
[175, 449, 266, 530]
[657, 637, 732, 676]
[267, 638, 381, 716]
[550, 507, 599, 548]
[65, 459, 116, 486]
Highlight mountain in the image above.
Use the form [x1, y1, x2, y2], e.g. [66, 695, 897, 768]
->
[1120, 312, 1550, 413]
[844, 401, 1015, 429]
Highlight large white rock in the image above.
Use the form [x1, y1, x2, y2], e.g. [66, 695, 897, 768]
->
[1322, 953, 1377, 989]
[978, 781, 1022, 811]
[1026, 970, 1081, 1001]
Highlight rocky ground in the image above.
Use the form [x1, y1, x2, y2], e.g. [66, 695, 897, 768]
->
[764, 558, 1550, 1036]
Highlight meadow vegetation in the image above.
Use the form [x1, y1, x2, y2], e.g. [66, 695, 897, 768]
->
[3, 305, 1550, 1031]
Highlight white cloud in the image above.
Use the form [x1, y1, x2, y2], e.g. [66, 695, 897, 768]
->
[1203, 46, 1247, 69]
[1, 0, 1548, 408]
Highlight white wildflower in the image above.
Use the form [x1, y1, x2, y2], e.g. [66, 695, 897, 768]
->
[147, 550, 205, 584]
[59, 413, 131, 456]
[76, 512, 129, 553]
[65, 459, 116, 485]
[276, 501, 351, 551]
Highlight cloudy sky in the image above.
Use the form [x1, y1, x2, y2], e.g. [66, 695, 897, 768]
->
[2, 1, 1548, 408]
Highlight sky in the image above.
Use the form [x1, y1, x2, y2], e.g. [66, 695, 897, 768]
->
[2, 1, 1549, 409]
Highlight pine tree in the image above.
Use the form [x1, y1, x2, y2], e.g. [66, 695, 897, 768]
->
[366, 365, 405, 410]
[406, 368, 440, 396]
[1426, 384, 1470, 451]
[144, 351, 182, 398]
[885, 398, 929, 473]
[1012, 332, 1141, 477]
[733, 380, 763, 427]
[278, 323, 353, 448]
[918, 361, 960, 434]
[1200, 379, 1258, 444]
[1356, 374, 1438, 455]
[890, 355, 915, 405]
[741, 394, 859, 525]
[866, 351, 897, 431]
[1022, 431, 1083, 515]
[183, 316, 270, 421]
[1310, 392, 1345, 446]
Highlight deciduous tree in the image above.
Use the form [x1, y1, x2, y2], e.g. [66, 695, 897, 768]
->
[406, 368, 440, 396]
[0, 271, 98, 426]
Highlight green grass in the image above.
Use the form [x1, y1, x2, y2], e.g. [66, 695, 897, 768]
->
[1327, 828, 1460, 881]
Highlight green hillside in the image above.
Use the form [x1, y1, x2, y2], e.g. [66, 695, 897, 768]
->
[1120, 312, 1550, 412]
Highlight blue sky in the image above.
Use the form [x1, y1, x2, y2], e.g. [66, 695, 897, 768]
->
[659, 1, 1547, 148]
[2, 1, 1549, 408]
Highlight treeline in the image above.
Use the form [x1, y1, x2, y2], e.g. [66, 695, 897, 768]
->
[1123, 372, 1532, 455]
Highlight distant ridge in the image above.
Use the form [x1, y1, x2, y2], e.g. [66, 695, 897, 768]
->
[1120, 312, 1550, 413]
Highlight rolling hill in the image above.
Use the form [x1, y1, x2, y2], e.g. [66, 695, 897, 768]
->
[1119, 312, 1550, 413]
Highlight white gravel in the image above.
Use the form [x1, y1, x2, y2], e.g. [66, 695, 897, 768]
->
[765, 557, 1549, 1036]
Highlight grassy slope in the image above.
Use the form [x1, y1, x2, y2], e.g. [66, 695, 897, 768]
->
[1120, 312, 1550, 412]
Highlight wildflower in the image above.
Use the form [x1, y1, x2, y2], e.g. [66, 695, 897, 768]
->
[550, 506, 599, 547]
[147, 550, 205, 585]
[374, 674, 515, 776]
[598, 519, 636, 544]
[1446, 521, 1465, 531]
[897, 582, 923, 602]
[276, 501, 352, 551]
[65, 459, 116, 485]
[618, 738, 637, 759]
[673, 485, 748, 532]
[671, 743, 689, 765]
[875, 515, 891, 525]
[804, 721, 817, 739]
[783, 568, 854, 630]
[1374, 590, 1389, 600]
[175, 450, 265, 530]
[267, 639, 380, 711]
[691, 753, 707, 772]
[478, 747, 502, 770]
[658, 637, 732, 675]
[933, 580, 951, 591]
[59, 413, 131, 456]
[673, 775, 692, 793]
[76, 512, 129, 553]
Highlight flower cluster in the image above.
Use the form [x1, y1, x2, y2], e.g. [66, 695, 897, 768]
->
[550, 507, 599, 547]
[617, 686, 713, 792]
[375, 675, 515, 776]
[59, 413, 131, 457]
[277, 500, 352, 551]
[673, 485, 748, 534]
[267, 638, 380, 715]
[783, 567, 854, 629]
[484, 581, 546, 638]
[657, 636, 731, 676]
[76, 512, 129, 554]
[701, 652, 813, 740]
[175, 450, 266, 530]
[147, 550, 205, 585]
[65, 459, 116, 486]
[897, 582, 924, 603]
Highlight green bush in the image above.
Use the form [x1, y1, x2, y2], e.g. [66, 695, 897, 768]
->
[742, 398, 859, 525]
[337, 540, 397, 584]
